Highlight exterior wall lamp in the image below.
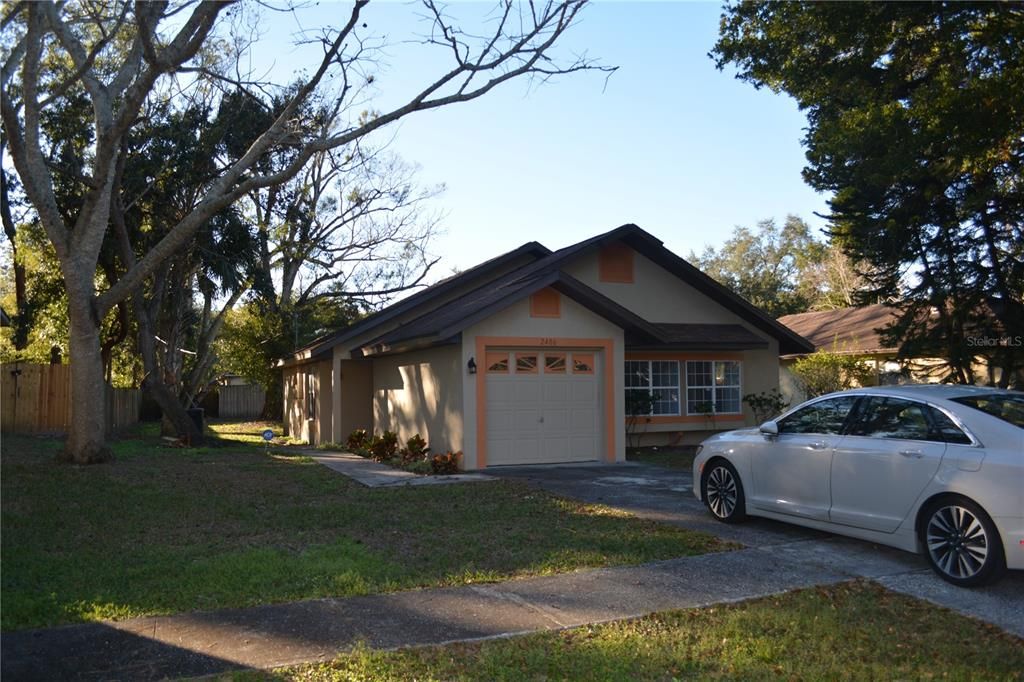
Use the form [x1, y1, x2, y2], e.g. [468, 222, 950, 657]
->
[467, 357, 477, 374]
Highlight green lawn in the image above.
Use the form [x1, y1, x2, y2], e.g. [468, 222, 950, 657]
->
[626, 446, 698, 471]
[0, 423, 730, 631]
[233, 581, 1024, 681]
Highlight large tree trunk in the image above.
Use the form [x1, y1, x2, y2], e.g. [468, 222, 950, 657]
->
[134, 293, 205, 445]
[60, 285, 113, 463]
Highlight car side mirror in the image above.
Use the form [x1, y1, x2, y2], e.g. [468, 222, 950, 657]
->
[759, 420, 779, 438]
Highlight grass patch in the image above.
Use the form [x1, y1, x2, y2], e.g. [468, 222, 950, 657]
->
[1, 425, 731, 631]
[207, 420, 291, 447]
[627, 446, 697, 471]
[232, 581, 1024, 681]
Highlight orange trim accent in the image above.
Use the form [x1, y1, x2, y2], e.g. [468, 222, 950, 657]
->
[598, 243, 635, 283]
[529, 287, 561, 318]
[475, 336, 617, 468]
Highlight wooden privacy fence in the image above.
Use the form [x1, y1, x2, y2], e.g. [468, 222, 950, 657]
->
[1, 363, 140, 435]
[219, 384, 266, 419]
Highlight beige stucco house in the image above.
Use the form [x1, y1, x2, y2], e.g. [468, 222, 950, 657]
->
[280, 224, 813, 469]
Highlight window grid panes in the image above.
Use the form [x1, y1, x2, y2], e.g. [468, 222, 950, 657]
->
[625, 360, 680, 416]
[685, 361, 742, 415]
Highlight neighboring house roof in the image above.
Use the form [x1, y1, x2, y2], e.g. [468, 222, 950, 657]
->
[778, 304, 898, 356]
[286, 223, 814, 363]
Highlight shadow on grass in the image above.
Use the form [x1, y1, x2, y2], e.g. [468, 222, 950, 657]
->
[1, 620, 245, 681]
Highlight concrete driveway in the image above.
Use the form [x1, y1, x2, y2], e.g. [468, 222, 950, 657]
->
[489, 461, 1024, 637]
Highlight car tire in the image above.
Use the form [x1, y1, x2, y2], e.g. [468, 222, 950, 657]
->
[920, 496, 1006, 587]
[701, 459, 747, 524]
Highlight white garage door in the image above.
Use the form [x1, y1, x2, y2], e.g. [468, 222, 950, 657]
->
[485, 349, 603, 466]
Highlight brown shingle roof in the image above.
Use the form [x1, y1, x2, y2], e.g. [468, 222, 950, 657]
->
[644, 323, 768, 350]
[778, 304, 898, 355]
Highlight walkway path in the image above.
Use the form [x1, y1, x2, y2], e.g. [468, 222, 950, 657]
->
[305, 450, 493, 487]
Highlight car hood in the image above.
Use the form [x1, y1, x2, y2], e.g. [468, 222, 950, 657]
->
[704, 427, 759, 443]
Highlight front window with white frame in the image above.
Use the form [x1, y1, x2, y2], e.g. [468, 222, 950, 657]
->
[685, 360, 741, 415]
[625, 360, 680, 415]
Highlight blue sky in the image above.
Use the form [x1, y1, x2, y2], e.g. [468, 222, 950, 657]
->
[255, 1, 830, 276]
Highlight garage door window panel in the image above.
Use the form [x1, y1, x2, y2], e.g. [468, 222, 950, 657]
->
[544, 353, 566, 374]
[486, 352, 510, 373]
[572, 353, 595, 374]
[516, 353, 538, 374]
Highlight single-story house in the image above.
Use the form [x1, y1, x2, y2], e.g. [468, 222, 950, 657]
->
[777, 304, 910, 404]
[281, 224, 813, 469]
[779, 303, 1023, 404]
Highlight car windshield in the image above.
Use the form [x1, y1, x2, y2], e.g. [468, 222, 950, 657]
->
[951, 394, 1024, 429]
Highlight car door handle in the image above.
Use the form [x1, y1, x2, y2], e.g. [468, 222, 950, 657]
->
[809, 441, 829, 450]
[899, 449, 923, 459]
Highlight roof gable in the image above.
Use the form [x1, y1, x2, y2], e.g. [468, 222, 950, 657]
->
[359, 269, 665, 355]
[562, 225, 815, 354]
[284, 223, 815, 362]
[288, 241, 550, 362]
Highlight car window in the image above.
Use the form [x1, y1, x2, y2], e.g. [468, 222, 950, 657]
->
[849, 397, 937, 441]
[951, 394, 1024, 429]
[778, 396, 858, 435]
[925, 406, 973, 445]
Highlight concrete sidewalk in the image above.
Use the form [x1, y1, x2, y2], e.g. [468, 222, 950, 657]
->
[305, 451, 494, 487]
[2, 547, 851, 681]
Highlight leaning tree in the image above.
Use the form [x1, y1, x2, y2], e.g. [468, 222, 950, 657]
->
[1, 0, 610, 462]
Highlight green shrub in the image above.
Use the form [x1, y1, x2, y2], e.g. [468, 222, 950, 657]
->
[405, 460, 433, 475]
[742, 389, 789, 423]
[430, 451, 461, 475]
[346, 429, 371, 451]
[791, 350, 875, 398]
[401, 434, 430, 464]
[369, 431, 399, 462]
[403, 436, 428, 456]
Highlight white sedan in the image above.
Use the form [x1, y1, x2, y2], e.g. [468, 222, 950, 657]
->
[693, 385, 1024, 586]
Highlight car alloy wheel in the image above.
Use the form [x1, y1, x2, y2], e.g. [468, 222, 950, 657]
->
[923, 499, 1004, 586]
[702, 460, 745, 523]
